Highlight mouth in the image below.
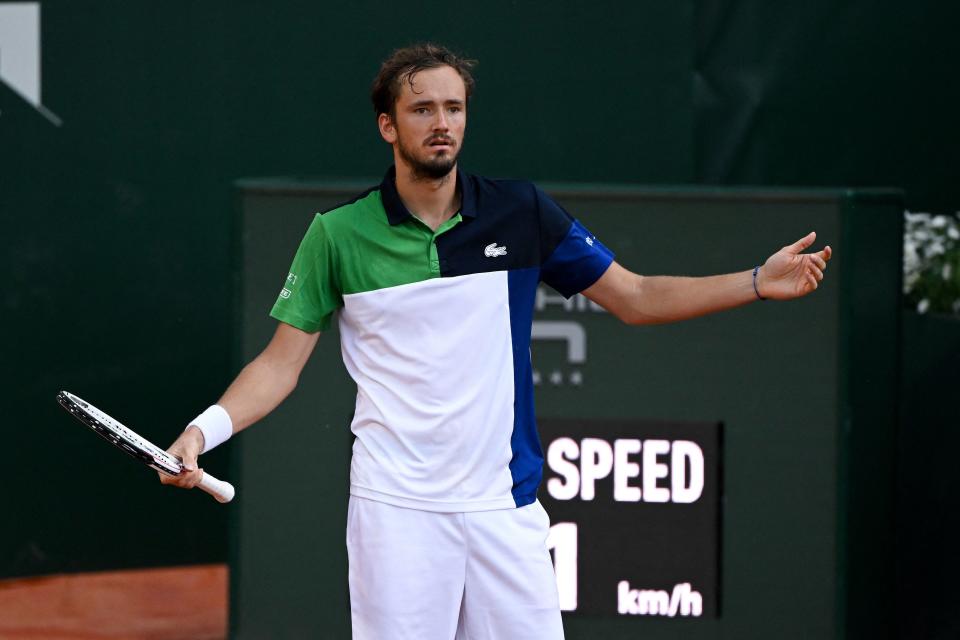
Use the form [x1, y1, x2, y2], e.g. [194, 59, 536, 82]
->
[426, 137, 455, 152]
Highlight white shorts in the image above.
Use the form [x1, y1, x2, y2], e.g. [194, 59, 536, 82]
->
[346, 496, 565, 640]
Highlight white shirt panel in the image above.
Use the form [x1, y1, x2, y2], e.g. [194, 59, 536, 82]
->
[339, 271, 517, 512]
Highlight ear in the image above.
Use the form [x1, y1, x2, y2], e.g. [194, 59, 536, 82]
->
[378, 112, 397, 144]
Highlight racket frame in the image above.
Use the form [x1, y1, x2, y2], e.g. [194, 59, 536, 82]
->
[57, 390, 235, 503]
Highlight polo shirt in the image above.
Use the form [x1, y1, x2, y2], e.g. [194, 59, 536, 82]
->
[270, 166, 614, 512]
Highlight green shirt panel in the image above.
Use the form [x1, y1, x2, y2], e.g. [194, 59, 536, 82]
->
[269, 189, 463, 332]
[269, 212, 343, 332]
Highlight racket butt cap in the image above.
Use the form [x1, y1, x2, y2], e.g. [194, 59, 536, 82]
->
[199, 472, 236, 504]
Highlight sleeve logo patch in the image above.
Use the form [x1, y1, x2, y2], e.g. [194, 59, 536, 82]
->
[279, 288, 292, 299]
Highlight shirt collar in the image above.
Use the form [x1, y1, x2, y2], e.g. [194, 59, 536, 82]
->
[380, 165, 478, 226]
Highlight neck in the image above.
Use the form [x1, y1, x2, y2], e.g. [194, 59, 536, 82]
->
[393, 160, 460, 231]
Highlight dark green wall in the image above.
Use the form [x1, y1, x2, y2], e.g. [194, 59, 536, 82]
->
[897, 313, 960, 640]
[695, 2, 960, 213]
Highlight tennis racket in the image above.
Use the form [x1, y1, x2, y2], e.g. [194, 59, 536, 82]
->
[57, 390, 235, 503]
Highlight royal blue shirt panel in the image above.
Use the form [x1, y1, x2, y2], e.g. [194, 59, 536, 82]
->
[541, 218, 615, 298]
[535, 186, 615, 297]
[506, 267, 543, 507]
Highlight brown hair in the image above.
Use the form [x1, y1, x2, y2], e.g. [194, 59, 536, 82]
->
[371, 43, 476, 118]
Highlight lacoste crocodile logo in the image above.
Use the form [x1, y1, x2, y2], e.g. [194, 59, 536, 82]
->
[484, 243, 507, 258]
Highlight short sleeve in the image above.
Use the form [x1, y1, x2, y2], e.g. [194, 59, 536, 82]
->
[536, 187, 615, 298]
[269, 214, 343, 332]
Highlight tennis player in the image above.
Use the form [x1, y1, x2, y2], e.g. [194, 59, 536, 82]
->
[161, 43, 831, 639]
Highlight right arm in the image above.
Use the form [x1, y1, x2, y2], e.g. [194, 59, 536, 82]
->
[213, 321, 321, 433]
[160, 321, 320, 489]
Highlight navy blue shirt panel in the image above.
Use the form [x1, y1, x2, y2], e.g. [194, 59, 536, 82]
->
[436, 175, 542, 276]
[437, 172, 614, 295]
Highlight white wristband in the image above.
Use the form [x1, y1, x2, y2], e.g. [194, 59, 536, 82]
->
[188, 405, 234, 454]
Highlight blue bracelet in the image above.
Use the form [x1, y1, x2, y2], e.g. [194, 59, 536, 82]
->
[753, 265, 766, 301]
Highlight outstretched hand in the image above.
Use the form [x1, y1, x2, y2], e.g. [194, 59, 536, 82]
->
[756, 232, 832, 300]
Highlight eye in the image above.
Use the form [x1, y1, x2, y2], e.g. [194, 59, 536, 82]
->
[414, 107, 429, 115]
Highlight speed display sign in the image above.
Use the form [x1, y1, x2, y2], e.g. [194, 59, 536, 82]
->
[538, 418, 722, 618]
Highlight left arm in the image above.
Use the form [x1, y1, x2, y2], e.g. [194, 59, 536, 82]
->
[584, 231, 832, 325]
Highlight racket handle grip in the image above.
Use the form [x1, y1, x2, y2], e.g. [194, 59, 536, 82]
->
[198, 471, 236, 503]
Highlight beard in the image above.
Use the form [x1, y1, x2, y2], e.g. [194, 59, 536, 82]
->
[396, 133, 460, 181]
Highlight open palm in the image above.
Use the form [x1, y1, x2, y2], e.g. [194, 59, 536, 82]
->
[758, 232, 833, 300]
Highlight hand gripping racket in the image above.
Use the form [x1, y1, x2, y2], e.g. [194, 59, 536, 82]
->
[57, 390, 235, 503]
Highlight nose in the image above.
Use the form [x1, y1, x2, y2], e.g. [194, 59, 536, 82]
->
[433, 109, 449, 132]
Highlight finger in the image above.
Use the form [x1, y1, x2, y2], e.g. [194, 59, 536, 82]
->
[170, 449, 199, 472]
[806, 274, 818, 291]
[821, 245, 832, 261]
[168, 467, 204, 489]
[181, 468, 204, 489]
[786, 231, 817, 253]
[159, 470, 191, 487]
[810, 266, 824, 281]
[810, 254, 827, 270]
[158, 458, 202, 488]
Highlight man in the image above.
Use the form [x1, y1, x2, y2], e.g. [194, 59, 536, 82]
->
[161, 43, 831, 639]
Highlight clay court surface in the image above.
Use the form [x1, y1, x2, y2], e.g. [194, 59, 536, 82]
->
[0, 564, 227, 640]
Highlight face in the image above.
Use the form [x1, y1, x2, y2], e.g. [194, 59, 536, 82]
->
[379, 65, 467, 180]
